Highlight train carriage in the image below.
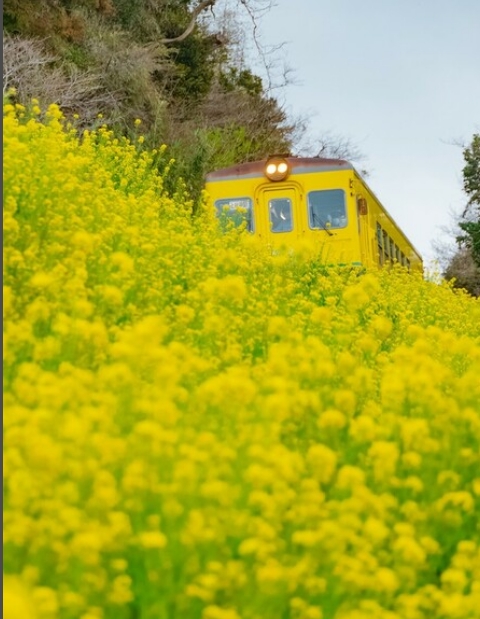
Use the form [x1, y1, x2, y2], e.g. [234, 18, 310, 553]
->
[205, 155, 423, 273]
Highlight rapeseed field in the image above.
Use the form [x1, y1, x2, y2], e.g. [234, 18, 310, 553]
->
[3, 101, 480, 619]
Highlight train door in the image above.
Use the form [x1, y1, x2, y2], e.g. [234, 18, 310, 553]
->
[255, 186, 303, 249]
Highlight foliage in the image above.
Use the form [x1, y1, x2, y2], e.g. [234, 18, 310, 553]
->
[458, 134, 480, 266]
[219, 67, 264, 96]
[443, 134, 480, 296]
[4, 103, 480, 619]
[443, 246, 480, 298]
[167, 34, 217, 105]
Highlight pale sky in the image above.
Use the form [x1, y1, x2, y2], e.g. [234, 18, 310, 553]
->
[252, 0, 480, 263]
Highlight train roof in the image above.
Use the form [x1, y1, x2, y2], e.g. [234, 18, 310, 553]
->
[205, 157, 354, 181]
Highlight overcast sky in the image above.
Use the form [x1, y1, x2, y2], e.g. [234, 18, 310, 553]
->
[253, 0, 480, 263]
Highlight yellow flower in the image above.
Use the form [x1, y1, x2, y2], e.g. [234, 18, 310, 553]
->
[32, 586, 59, 616]
[305, 607, 323, 619]
[4, 100, 480, 619]
[441, 568, 468, 593]
[393, 536, 426, 566]
[3, 577, 37, 619]
[472, 478, 480, 496]
[401, 451, 422, 469]
[370, 315, 393, 339]
[310, 306, 333, 325]
[137, 530, 167, 549]
[108, 575, 133, 605]
[110, 559, 128, 572]
[202, 606, 241, 619]
[333, 389, 357, 416]
[46, 103, 63, 120]
[335, 465, 366, 489]
[375, 567, 399, 593]
[342, 284, 370, 310]
[367, 441, 399, 482]
[30, 272, 55, 288]
[318, 409, 347, 430]
[436, 491, 475, 513]
[363, 517, 389, 545]
[306, 444, 337, 485]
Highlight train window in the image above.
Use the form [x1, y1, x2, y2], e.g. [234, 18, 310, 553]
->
[269, 198, 293, 232]
[215, 197, 253, 232]
[390, 238, 395, 259]
[383, 231, 390, 258]
[308, 189, 347, 230]
[376, 223, 384, 265]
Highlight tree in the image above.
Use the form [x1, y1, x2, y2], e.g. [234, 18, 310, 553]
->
[443, 134, 480, 296]
[458, 134, 480, 265]
[444, 246, 480, 297]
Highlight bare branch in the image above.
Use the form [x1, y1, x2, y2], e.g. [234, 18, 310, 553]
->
[2, 32, 168, 126]
[237, 0, 277, 91]
[160, 0, 217, 44]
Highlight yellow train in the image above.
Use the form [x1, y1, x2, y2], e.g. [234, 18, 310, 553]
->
[205, 155, 423, 272]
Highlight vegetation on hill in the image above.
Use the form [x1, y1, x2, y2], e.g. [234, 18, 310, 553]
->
[3, 0, 297, 203]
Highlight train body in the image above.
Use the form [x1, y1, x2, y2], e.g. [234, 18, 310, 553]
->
[205, 156, 423, 272]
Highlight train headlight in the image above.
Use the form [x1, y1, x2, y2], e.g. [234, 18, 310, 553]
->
[266, 163, 277, 176]
[265, 157, 290, 181]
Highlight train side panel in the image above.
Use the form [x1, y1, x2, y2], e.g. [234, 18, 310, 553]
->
[354, 174, 423, 272]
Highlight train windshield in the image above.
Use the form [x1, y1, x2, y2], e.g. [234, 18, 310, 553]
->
[215, 197, 253, 232]
[308, 189, 347, 230]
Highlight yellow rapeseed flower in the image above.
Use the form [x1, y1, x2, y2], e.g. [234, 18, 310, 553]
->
[4, 99, 480, 619]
